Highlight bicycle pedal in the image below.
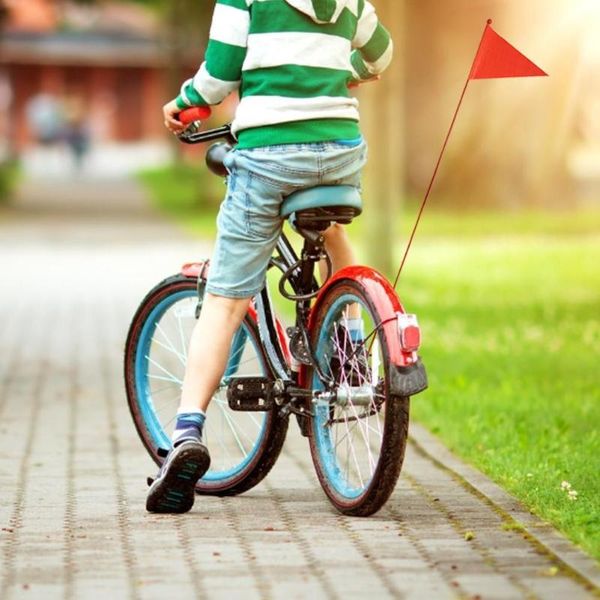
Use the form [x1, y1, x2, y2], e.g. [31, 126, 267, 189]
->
[227, 377, 275, 411]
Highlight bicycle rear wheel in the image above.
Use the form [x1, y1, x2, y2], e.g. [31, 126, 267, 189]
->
[124, 274, 288, 495]
[307, 279, 410, 516]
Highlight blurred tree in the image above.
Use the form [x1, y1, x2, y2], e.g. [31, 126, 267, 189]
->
[0, 1, 8, 29]
[161, 0, 213, 162]
[360, 0, 406, 277]
[161, 1, 213, 93]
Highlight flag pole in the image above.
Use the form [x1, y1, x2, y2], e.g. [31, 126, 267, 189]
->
[392, 19, 493, 289]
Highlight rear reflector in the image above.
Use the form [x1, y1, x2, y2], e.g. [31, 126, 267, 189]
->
[397, 313, 421, 352]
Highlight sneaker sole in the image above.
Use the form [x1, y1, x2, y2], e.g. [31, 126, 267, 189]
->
[146, 443, 210, 514]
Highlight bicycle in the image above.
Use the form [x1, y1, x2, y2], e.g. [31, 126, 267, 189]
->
[124, 109, 428, 516]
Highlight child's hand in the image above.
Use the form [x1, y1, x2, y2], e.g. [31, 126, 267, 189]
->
[163, 99, 186, 134]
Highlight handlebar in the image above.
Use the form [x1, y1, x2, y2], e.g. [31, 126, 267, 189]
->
[175, 106, 235, 145]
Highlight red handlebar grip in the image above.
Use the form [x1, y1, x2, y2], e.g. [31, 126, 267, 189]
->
[178, 106, 212, 125]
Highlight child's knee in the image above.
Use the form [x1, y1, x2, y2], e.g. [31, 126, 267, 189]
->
[205, 293, 251, 321]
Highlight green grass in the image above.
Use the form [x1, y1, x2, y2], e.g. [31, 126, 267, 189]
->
[395, 234, 600, 561]
[138, 163, 220, 237]
[139, 164, 600, 561]
[0, 160, 20, 205]
[395, 205, 600, 238]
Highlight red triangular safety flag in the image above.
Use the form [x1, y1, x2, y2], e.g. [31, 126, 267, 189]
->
[393, 19, 548, 287]
[469, 20, 547, 80]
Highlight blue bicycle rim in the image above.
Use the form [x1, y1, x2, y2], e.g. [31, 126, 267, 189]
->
[135, 288, 268, 483]
[312, 292, 369, 500]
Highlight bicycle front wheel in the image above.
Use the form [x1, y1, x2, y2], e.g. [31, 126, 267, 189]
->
[124, 274, 288, 496]
[307, 279, 410, 516]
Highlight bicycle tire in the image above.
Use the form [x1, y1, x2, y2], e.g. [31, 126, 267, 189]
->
[307, 279, 410, 516]
[124, 274, 288, 496]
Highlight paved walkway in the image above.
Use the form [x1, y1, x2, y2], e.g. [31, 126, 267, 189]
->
[0, 177, 598, 600]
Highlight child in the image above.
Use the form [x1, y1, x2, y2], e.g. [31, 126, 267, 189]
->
[146, 0, 393, 513]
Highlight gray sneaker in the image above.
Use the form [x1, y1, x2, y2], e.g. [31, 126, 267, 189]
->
[146, 440, 210, 514]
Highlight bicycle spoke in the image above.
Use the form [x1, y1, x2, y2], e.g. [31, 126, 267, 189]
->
[213, 396, 263, 432]
[333, 418, 359, 450]
[154, 322, 186, 367]
[162, 413, 177, 430]
[149, 384, 179, 396]
[229, 357, 258, 371]
[213, 398, 248, 457]
[247, 412, 263, 431]
[174, 309, 189, 364]
[153, 397, 183, 413]
[145, 355, 183, 385]
[333, 325, 378, 476]
[151, 337, 187, 365]
[228, 343, 245, 364]
[148, 373, 181, 385]
[205, 418, 234, 467]
[343, 413, 363, 488]
[346, 397, 377, 474]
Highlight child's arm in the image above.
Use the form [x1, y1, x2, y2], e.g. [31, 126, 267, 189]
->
[350, 1, 393, 83]
[175, 0, 250, 111]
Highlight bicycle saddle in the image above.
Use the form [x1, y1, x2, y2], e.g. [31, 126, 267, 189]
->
[280, 186, 363, 231]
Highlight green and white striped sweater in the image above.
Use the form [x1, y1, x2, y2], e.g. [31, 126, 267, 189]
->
[175, 0, 393, 149]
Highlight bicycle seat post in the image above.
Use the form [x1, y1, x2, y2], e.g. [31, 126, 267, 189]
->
[298, 228, 325, 285]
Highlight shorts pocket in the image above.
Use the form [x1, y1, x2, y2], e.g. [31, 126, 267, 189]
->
[242, 173, 283, 241]
[245, 209, 282, 241]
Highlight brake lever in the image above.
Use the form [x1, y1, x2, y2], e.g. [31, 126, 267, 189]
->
[177, 121, 202, 144]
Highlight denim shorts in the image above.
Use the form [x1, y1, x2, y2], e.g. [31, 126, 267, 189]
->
[205, 140, 368, 298]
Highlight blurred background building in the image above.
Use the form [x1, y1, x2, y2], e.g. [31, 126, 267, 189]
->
[0, 0, 209, 176]
[0, 0, 168, 149]
[0, 0, 599, 205]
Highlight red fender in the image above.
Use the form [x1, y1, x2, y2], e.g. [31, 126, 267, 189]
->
[180, 261, 291, 364]
[299, 265, 418, 386]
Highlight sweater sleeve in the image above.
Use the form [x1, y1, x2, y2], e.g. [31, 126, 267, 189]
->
[175, 0, 250, 110]
[350, 0, 393, 83]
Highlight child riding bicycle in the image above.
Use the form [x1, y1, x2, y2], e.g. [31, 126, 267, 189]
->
[147, 0, 393, 514]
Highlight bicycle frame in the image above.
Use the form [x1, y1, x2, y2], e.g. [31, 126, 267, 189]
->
[181, 229, 325, 386]
[178, 121, 427, 403]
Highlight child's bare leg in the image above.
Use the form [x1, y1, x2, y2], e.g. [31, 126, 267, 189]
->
[179, 293, 252, 412]
[147, 292, 247, 513]
[319, 223, 356, 281]
[320, 223, 361, 321]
